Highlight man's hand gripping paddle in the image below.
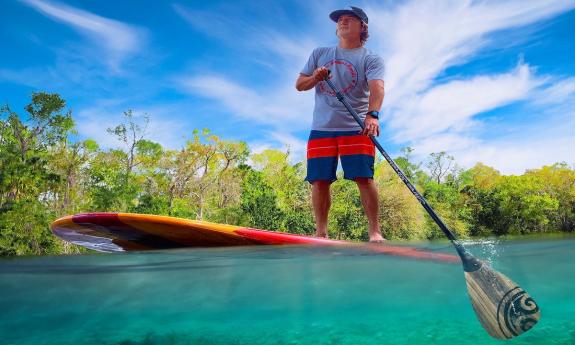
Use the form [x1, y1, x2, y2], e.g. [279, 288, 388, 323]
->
[322, 71, 540, 339]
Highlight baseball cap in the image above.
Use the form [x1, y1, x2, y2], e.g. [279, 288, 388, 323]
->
[329, 6, 368, 24]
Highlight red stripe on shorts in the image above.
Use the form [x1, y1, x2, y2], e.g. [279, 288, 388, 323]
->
[339, 144, 375, 156]
[307, 137, 338, 159]
[338, 135, 375, 157]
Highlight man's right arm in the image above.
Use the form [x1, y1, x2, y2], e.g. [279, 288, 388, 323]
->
[295, 67, 330, 91]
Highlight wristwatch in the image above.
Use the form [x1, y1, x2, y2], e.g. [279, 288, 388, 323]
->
[367, 110, 379, 119]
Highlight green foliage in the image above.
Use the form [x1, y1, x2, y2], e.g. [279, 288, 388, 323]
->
[525, 163, 575, 232]
[375, 163, 426, 240]
[239, 168, 283, 230]
[394, 147, 421, 181]
[251, 149, 315, 234]
[85, 150, 138, 211]
[491, 175, 558, 234]
[462, 167, 561, 235]
[0, 92, 76, 255]
[0, 199, 62, 256]
[326, 178, 367, 240]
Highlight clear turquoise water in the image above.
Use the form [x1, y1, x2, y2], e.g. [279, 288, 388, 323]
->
[1, 238, 574, 345]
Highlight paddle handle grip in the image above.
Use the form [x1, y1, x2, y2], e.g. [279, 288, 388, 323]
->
[323, 77, 479, 268]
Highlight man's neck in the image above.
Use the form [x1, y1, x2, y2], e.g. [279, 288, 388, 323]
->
[338, 37, 361, 49]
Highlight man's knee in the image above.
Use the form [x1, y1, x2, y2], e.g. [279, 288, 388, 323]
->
[312, 180, 332, 189]
[354, 177, 373, 186]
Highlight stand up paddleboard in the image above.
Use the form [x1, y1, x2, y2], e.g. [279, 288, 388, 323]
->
[51, 212, 459, 263]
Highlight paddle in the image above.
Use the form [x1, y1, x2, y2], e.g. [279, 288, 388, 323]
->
[323, 74, 540, 339]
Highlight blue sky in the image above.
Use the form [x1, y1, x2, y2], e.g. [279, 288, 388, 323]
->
[1, 0, 574, 174]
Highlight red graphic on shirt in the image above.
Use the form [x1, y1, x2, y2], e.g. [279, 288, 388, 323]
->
[318, 59, 358, 96]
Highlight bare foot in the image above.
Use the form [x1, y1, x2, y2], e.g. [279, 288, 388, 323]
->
[369, 232, 386, 243]
[315, 232, 328, 238]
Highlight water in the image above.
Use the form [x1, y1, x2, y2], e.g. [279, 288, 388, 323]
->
[1, 238, 574, 345]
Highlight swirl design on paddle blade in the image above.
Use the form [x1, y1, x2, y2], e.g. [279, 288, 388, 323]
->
[498, 287, 540, 337]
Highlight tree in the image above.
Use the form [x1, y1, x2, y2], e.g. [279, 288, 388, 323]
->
[465, 174, 559, 235]
[375, 162, 427, 240]
[426, 151, 455, 184]
[0, 92, 74, 255]
[240, 168, 283, 230]
[394, 147, 421, 181]
[107, 110, 150, 178]
[48, 139, 99, 214]
[251, 149, 315, 234]
[525, 163, 575, 232]
[328, 178, 367, 240]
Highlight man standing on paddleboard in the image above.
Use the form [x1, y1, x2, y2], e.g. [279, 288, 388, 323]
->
[296, 6, 385, 242]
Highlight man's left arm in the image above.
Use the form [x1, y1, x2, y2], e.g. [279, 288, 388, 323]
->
[363, 79, 385, 136]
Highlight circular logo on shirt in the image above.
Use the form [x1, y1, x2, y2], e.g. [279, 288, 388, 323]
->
[318, 59, 358, 96]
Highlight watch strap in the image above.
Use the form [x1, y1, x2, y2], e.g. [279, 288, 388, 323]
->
[367, 110, 379, 119]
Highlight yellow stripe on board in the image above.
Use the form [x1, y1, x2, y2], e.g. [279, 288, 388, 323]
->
[116, 213, 252, 246]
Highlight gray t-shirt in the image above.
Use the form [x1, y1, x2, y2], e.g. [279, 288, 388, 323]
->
[301, 46, 385, 131]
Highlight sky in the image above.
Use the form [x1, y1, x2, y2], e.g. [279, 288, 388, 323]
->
[1, 0, 574, 175]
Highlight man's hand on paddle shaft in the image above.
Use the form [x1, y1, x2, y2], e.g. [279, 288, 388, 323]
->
[362, 115, 380, 136]
[313, 67, 330, 83]
[295, 67, 331, 91]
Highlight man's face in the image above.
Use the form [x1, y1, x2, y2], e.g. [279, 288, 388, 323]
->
[336, 14, 363, 39]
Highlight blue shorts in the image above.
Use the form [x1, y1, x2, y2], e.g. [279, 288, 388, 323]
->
[305, 130, 375, 183]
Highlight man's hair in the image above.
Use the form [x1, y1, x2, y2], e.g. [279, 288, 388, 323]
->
[335, 22, 369, 45]
[360, 22, 369, 45]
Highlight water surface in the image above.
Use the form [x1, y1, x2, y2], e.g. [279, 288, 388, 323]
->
[1, 238, 573, 344]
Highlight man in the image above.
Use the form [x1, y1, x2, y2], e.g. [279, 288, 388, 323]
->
[295, 6, 385, 242]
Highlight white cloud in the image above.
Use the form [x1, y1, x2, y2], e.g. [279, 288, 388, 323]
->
[532, 77, 575, 106]
[173, 2, 319, 136]
[389, 63, 541, 142]
[177, 75, 315, 131]
[22, 0, 145, 71]
[269, 131, 306, 152]
[419, 104, 575, 174]
[76, 105, 189, 150]
[456, 134, 575, 175]
[269, 131, 307, 163]
[369, 0, 575, 105]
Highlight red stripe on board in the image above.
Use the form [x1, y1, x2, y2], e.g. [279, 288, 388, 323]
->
[235, 228, 345, 245]
[235, 228, 459, 263]
[72, 213, 123, 226]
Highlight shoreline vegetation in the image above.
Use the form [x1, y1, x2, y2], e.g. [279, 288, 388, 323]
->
[1, 92, 574, 256]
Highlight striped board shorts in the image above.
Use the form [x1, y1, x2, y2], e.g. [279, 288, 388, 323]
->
[305, 130, 375, 183]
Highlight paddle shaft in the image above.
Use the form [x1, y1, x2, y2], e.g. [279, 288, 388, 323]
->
[323, 77, 476, 267]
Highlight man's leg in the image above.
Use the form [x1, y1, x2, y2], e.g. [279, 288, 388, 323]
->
[311, 180, 331, 238]
[355, 177, 385, 242]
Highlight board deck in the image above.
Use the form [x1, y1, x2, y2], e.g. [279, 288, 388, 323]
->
[51, 212, 459, 263]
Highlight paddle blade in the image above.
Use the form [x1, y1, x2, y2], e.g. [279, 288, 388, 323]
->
[465, 264, 540, 339]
